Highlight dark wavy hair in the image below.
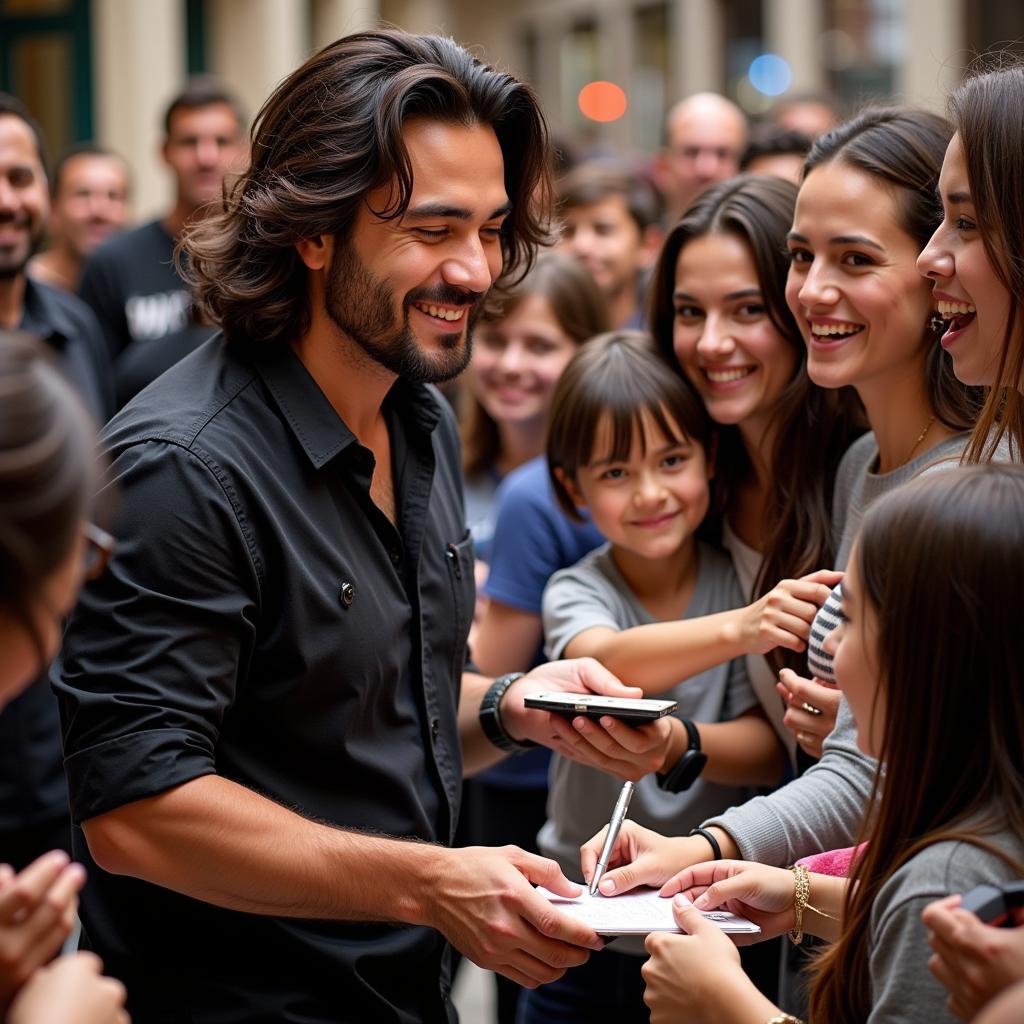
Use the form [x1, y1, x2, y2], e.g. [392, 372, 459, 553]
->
[809, 466, 1024, 1023]
[948, 66, 1024, 463]
[649, 174, 864, 649]
[183, 30, 551, 348]
[803, 107, 982, 432]
[0, 331, 95, 660]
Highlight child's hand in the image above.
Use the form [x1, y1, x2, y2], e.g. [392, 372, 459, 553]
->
[739, 569, 843, 656]
[579, 820, 703, 896]
[776, 669, 841, 759]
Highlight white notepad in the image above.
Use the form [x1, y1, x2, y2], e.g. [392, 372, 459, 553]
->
[537, 886, 761, 936]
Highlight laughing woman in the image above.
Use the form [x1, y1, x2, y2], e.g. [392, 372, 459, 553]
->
[914, 65, 1024, 1024]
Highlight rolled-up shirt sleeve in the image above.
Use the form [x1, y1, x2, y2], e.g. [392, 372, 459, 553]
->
[54, 440, 260, 824]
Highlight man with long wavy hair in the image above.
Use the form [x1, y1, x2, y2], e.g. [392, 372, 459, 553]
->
[54, 30, 656, 1023]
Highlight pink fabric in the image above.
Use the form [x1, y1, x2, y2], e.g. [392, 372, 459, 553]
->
[795, 843, 866, 877]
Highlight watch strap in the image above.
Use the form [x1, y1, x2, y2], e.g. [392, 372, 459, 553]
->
[479, 673, 537, 753]
[657, 718, 708, 792]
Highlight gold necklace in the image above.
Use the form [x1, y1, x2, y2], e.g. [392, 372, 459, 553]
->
[903, 414, 936, 465]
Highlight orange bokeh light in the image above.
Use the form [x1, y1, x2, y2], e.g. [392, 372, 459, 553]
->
[578, 81, 628, 123]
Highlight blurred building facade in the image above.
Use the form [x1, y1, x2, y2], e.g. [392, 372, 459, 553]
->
[1, 0, 1022, 218]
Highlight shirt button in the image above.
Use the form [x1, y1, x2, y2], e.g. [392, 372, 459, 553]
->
[430, 717, 440, 743]
[389, 549, 401, 566]
[339, 582, 356, 607]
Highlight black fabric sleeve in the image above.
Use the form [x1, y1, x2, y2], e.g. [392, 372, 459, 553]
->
[54, 440, 261, 823]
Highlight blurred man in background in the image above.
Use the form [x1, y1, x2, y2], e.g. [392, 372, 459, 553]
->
[654, 92, 747, 223]
[79, 77, 245, 364]
[30, 144, 129, 293]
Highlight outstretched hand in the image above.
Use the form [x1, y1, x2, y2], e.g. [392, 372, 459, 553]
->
[503, 658, 671, 779]
[740, 569, 843, 655]
[642, 895, 775, 1024]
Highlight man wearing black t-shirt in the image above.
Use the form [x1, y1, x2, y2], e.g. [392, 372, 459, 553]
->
[55, 32, 664, 1024]
[78, 78, 246, 398]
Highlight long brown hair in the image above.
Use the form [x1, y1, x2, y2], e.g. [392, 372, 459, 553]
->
[949, 67, 1024, 463]
[462, 251, 610, 478]
[183, 30, 551, 348]
[803, 107, 982, 432]
[0, 331, 95, 656]
[648, 174, 864, 645]
[809, 466, 1024, 1023]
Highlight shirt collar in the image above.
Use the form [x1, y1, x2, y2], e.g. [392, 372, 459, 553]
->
[20, 276, 76, 350]
[252, 345, 442, 470]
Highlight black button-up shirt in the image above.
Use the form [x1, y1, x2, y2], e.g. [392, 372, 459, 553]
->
[0, 280, 113, 838]
[54, 335, 475, 1023]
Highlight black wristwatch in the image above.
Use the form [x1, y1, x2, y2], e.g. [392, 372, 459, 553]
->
[478, 673, 538, 753]
[656, 718, 708, 792]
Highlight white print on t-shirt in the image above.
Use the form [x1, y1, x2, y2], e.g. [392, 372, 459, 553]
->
[125, 290, 191, 342]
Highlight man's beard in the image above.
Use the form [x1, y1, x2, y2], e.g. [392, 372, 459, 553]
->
[324, 237, 483, 384]
[0, 214, 42, 280]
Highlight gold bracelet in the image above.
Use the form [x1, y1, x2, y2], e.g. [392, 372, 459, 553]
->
[766, 1016, 804, 1024]
[788, 864, 809, 945]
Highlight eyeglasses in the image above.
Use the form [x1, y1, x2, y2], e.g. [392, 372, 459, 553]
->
[83, 522, 116, 580]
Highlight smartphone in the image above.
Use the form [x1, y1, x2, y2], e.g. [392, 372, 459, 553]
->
[960, 881, 1024, 927]
[524, 693, 678, 723]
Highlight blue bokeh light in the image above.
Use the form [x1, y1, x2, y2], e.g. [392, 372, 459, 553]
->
[749, 54, 792, 97]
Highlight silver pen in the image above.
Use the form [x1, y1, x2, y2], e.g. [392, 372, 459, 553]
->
[589, 780, 635, 896]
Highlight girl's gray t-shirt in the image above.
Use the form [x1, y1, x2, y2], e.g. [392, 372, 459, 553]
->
[540, 541, 760, 884]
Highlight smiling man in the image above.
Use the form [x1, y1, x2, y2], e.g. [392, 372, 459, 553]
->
[78, 78, 246, 369]
[53, 31, 658, 1024]
[30, 144, 130, 293]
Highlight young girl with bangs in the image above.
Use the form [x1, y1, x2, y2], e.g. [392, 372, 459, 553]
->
[638, 465, 1024, 1024]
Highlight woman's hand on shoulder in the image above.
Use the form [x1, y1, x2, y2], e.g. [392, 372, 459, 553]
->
[739, 569, 843, 656]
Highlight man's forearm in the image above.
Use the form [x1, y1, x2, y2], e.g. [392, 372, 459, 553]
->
[83, 774, 448, 925]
